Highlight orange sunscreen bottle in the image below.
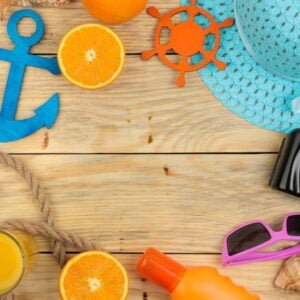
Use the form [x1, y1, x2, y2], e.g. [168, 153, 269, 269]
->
[137, 248, 261, 300]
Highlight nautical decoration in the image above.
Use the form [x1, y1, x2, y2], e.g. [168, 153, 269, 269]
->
[141, 0, 234, 87]
[0, 9, 60, 142]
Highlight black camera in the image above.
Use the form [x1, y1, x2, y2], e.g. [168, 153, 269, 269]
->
[270, 129, 300, 196]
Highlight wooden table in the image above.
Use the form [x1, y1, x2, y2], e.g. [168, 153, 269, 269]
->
[0, 1, 299, 299]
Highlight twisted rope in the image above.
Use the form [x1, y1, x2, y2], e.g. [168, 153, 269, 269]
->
[0, 153, 100, 299]
[0, 219, 97, 252]
[0, 153, 65, 264]
[1, 0, 70, 21]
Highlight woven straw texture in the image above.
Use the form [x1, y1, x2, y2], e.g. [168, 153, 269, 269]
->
[180, 0, 300, 133]
[236, 0, 300, 81]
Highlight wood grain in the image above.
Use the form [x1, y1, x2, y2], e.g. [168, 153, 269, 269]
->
[13, 253, 297, 300]
[0, 57, 282, 153]
[0, 2, 296, 300]
[3, 2, 179, 54]
[0, 154, 297, 252]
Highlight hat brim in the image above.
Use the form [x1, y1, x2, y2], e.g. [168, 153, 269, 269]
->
[180, 0, 300, 133]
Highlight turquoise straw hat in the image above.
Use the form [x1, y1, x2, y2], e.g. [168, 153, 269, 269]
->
[181, 0, 300, 133]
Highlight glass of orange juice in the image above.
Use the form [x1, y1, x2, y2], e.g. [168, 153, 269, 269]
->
[0, 230, 38, 296]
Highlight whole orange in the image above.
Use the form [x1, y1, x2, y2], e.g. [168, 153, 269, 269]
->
[82, 0, 148, 24]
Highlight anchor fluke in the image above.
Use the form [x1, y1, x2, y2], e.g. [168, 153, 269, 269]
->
[0, 94, 60, 143]
[34, 93, 60, 128]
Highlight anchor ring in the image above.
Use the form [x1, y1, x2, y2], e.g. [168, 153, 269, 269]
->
[7, 9, 45, 49]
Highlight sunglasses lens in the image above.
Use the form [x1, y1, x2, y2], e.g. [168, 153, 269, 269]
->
[227, 223, 271, 256]
[287, 215, 300, 236]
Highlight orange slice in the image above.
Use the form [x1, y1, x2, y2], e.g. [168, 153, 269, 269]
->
[59, 251, 129, 300]
[58, 24, 125, 89]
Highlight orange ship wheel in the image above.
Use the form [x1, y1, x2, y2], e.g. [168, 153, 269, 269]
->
[142, 0, 234, 87]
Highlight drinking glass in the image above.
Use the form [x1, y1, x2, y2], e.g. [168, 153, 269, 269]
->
[0, 230, 38, 296]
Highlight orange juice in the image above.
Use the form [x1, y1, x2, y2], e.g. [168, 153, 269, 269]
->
[0, 231, 38, 296]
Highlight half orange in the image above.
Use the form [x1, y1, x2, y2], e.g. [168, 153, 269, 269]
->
[81, 0, 148, 24]
[58, 24, 125, 89]
[59, 251, 129, 300]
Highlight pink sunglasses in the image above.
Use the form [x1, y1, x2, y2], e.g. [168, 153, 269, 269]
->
[222, 212, 300, 266]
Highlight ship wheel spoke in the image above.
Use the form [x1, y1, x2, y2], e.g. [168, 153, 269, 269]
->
[199, 48, 212, 58]
[176, 69, 187, 88]
[162, 18, 175, 29]
[187, 8, 198, 23]
[158, 44, 173, 55]
[178, 55, 189, 67]
[142, 44, 172, 60]
[218, 18, 235, 29]
[199, 48, 227, 70]
[204, 18, 234, 33]
[203, 24, 215, 34]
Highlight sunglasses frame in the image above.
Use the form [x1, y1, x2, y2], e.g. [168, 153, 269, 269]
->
[222, 212, 300, 266]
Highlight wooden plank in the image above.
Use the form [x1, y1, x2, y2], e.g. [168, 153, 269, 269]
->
[0, 154, 297, 252]
[2, 1, 178, 54]
[13, 253, 297, 300]
[0, 57, 282, 153]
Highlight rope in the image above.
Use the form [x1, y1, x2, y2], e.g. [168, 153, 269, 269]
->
[0, 153, 100, 298]
[14, 0, 70, 7]
[0, 219, 98, 253]
[1, 0, 70, 21]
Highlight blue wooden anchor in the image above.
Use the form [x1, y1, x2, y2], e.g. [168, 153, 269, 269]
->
[0, 9, 60, 142]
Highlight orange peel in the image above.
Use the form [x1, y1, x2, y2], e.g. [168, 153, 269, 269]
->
[59, 251, 129, 300]
[58, 24, 125, 90]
